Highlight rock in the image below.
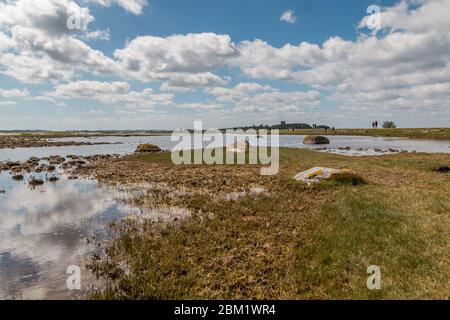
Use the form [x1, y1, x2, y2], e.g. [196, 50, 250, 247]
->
[49, 176, 60, 182]
[337, 146, 351, 151]
[49, 155, 65, 164]
[6, 161, 21, 168]
[12, 174, 24, 181]
[294, 167, 364, 185]
[68, 176, 79, 180]
[135, 144, 161, 153]
[328, 169, 365, 185]
[29, 178, 44, 186]
[10, 166, 23, 173]
[436, 166, 449, 173]
[303, 135, 330, 145]
[227, 141, 250, 153]
[0, 188, 5, 193]
[46, 165, 56, 172]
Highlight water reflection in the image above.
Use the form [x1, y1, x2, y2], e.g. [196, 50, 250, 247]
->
[0, 135, 448, 162]
[0, 172, 137, 299]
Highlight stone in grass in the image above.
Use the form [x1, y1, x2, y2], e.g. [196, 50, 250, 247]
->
[294, 167, 364, 186]
[135, 144, 161, 153]
[328, 169, 365, 186]
[435, 166, 449, 173]
[303, 135, 330, 145]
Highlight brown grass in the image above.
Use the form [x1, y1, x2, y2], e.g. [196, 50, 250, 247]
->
[81, 148, 450, 299]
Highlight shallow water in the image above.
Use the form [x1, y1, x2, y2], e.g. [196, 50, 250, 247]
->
[0, 171, 139, 300]
[0, 135, 449, 162]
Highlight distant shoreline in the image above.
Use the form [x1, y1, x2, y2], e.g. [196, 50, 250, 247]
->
[278, 128, 450, 141]
[0, 128, 449, 141]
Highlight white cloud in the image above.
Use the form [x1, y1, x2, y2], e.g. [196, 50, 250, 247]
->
[0, 0, 449, 127]
[160, 73, 228, 92]
[206, 82, 274, 102]
[50, 80, 173, 109]
[280, 10, 297, 24]
[86, 0, 148, 15]
[0, 88, 30, 98]
[84, 29, 111, 41]
[204, 82, 319, 114]
[175, 103, 222, 111]
[115, 33, 238, 88]
[233, 0, 450, 120]
[0, 101, 17, 106]
[0, 32, 14, 52]
[0, 0, 119, 83]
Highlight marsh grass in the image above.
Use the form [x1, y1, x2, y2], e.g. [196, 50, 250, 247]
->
[87, 148, 450, 299]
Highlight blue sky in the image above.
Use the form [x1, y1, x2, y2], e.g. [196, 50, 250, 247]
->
[0, 0, 449, 130]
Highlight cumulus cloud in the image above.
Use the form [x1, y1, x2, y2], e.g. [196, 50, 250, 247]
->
[49, 80, 173, 109]
[0, 88, 30, 98]
[115, 33, 238, 88]
[232, 0, 450, 120]
[280, 10, 297, 24]
[0, 0, 119, 83]
[160, 72, 228, 92]
[86, 0, 148, 15]
[204, 82, 319, 114]
[206, 82, 274, 102]
[1, 0, 449, 125]
[84, 29, 111, 41]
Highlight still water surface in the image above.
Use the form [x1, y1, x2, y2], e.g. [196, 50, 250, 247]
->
[1, 135, 449, 161]
[0, 171, 138, 299]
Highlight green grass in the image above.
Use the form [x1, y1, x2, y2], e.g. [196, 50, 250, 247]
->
[87, 148, 450, 299]
[279, 128, 450, 140]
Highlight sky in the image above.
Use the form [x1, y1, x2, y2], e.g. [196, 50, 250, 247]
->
[0, 0, 449, 130]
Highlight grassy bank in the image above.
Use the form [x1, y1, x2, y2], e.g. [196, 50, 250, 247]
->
[86, 149, 450, 299]
[2, 127, 450, 141]
[280, 128, 450, 140]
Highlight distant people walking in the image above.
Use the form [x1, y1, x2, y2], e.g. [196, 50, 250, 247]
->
[372, 121, 379, 128]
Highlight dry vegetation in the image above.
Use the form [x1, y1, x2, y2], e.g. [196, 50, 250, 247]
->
[79, 148, 450, 299]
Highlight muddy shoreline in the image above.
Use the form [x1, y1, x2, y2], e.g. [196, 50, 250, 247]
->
[0, 135, 123, 149]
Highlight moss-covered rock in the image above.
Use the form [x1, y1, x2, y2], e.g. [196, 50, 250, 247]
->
[294, 167, 364, 185]
[303, 135, 330, 145]
[329, 169, 365, 186]
[135, 144, 161, 153]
